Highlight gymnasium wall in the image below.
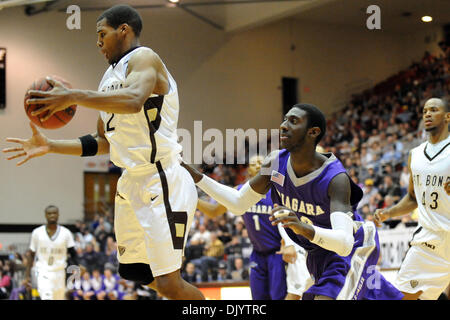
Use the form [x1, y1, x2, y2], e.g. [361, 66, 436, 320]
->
[0, 6, 444, 224]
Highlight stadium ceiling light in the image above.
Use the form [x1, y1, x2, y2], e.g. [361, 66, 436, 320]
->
[421, 16, 433, 23]
[169, 0, 180, 3]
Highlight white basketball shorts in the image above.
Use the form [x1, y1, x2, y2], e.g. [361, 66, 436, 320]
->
[36, 269, 66, 300]
[395, 226, 450, 300]
[114, 157, 198, 277]
[286, 244, 314, 296]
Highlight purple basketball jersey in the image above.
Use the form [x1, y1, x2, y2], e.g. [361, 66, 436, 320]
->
[270, 150, 363, 253]
[268, 150, 403, 300]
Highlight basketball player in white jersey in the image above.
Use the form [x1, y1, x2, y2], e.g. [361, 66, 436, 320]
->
[25, 205, 79, 300]
[374, 97, 450, 300]
[3, 5, 204, 300]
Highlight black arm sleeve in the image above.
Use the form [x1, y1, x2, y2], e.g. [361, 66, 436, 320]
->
[67, 247, 79, 266]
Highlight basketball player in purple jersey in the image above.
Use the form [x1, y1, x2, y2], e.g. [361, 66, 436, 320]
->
[197, 155, 287, 300]
[182, 103, 404, 300]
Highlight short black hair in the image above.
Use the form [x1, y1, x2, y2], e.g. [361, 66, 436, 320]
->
[45, 205, 59, 213]
[97, 4, 143, 37]
[292, 103, 326, 145]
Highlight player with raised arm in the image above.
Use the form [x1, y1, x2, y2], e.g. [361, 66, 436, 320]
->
[4, 5, 204, 300]
[374, 98, 449, 300]
[25, 205, 83, 300]
[182, 103, 404, 300]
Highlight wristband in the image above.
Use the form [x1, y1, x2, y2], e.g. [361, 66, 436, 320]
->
[79, 134, 98, 157]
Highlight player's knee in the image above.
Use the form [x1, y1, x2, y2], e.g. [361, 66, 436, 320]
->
[118, 263, 154, 285]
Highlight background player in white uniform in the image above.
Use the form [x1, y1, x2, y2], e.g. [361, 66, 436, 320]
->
[4, 5, 204, 300]
[374, 97, 450, 300]
[25, 205, 78, 300]
[276, 223, 313, 300]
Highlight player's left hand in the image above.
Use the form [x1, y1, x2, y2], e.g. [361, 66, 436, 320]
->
[276, 241, 297, 264]
[270, 204, 303, 234]
[26, 77, 75, 122]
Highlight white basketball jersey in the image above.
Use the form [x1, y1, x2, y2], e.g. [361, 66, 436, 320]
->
[98, 46, 182, 171]
[29, 225, 75, 272]
[410, 135, 450, 232]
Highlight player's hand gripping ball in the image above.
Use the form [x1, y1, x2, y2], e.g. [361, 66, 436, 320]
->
[24, 76, 77, 129]
[273, 209, 292, 219]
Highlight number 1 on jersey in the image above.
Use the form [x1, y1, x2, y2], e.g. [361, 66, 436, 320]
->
[252, 214, 261, 231]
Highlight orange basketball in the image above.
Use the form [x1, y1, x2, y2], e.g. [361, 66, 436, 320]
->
[24, 76, 77, 129]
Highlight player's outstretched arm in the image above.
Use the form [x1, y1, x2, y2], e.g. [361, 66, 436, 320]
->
[181, 161, 271, 215]
[3, 117, 109, 166]
[197, 199, 227, 218]
[374, 152, 417, 227]
[27, 49, 164, 121]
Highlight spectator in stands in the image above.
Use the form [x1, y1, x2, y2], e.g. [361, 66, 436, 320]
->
[203, 231, 225, 281]
[216, 261, 232, 282]
[72, 270, 95, 300]
[190, 224, 211, 247]
[239, 229, 253, 266]
[378, 175, 402, 202]
[182, 262, 200, 284]
[184, 238, 205, 266]
[81, 242, 104, 273]
[100, 264, 120, 300]
[74, 232, 86, 251]
[104, 236, 118, 269]
[399, 165, 410, 197]
[82, 228, 95, 245]
[224, 235, 243, 273]
[231, 257, 249, 281]
[90, 269, 104, 299]
[94, 223, 109, 252]
[358, 204, 372, 221]
[369, 192, 383, 213]
[0, 263, 12, 300]
[216, 215, 232, 245]
[232, 219, 245, 237]
[190, 231, 224, 281]
[382, 163, 400, 183]
[358, 178, 379, 210]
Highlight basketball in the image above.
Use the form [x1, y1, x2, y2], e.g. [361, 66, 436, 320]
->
[24, 76, 77, 129]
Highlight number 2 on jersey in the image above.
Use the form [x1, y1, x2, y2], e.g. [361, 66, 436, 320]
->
[106, 113, 115, 131]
